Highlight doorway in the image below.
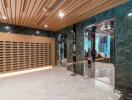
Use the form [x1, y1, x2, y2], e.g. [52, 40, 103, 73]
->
[84, 19, 115, 86]
[57, 33, 67, 66]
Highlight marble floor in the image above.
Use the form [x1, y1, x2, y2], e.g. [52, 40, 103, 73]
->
[95, 62, 115, 85]
[0, 67, 120, 100]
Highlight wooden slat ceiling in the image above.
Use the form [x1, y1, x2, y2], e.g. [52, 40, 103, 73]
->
[0, 0, 128, 31]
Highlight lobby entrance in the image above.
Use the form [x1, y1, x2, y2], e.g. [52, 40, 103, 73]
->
[84, 19, 115, 86]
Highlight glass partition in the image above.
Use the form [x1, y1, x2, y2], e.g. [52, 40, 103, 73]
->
[84, 19, 115, 86]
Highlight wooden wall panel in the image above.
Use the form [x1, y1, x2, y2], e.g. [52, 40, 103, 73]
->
[0, 32, 55, 74]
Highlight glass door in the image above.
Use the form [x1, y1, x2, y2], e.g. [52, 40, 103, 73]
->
[95, 32, 114, 85]
[95, 20, 115, 86]
[84, 19, 115, 86]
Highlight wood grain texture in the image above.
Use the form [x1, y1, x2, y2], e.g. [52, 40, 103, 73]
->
[0, 32, 55, 74]
[0, 0, 128, 31]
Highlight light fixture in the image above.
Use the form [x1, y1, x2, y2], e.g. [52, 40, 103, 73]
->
[71, 30, 74, 33]
[2, 16, 7, 19]
[59, 10, 65, 18]
[5, 26, 10, 29]
[44, 25, 48, 28]
[36, 30, 40, 34]
[43, 7, 47, 12]
[128, 13, 132, 16]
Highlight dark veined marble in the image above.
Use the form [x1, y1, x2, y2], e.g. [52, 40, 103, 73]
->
[0, 23, 55, 37]
[56, 0, 132, 92]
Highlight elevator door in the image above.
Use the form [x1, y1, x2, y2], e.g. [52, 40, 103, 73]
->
[95, 31, 114, 85]
[84, 20, 115, 85]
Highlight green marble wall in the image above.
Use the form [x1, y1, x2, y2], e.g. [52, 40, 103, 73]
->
[57, 26, 73, 63]
[57, 1, 132, 92]
[66, 26, 74, 63]
[75, 24, 85, 75]
[0, 23, 55, 37]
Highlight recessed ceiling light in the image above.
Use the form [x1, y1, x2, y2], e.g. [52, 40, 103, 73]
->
[44, 25, 48, 28]
[43, 7, 47, 12]
[128, 13, 132, 16]
[2, 16, 7, 19]
[5, 26, 10, 29]
[36, 30, 40, 34]
[59, 11, 65, 18]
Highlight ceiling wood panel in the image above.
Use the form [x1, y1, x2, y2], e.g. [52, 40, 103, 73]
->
[0, 0, 128, 31]
[0, 0, 7, 23]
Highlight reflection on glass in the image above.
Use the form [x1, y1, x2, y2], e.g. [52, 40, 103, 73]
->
[95, 33, 111, 63]
[84, 19, 115, 86]
[84, 36, 91, 52]
[84, 31, 92, 59]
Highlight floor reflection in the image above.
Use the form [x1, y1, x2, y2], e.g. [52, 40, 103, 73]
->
[95, 62, 114, 86]
[94, 79, 114, 92]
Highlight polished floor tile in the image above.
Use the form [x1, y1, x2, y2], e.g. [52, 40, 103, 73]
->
[0, 67, 119, 100]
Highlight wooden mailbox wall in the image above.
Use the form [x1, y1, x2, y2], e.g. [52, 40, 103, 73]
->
[0, 32, 55, 74]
